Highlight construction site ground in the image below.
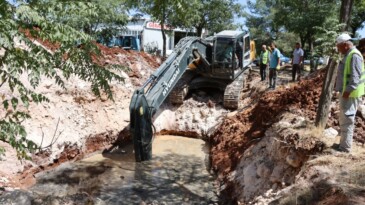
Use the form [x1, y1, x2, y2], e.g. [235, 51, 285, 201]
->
[1, 44, 365, 204]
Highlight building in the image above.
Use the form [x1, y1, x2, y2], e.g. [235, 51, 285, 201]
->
[116, 18, 196, 54]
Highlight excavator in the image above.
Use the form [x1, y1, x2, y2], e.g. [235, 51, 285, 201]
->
[129, 30, 256, 161]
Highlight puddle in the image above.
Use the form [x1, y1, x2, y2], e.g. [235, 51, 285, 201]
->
[29, 135, 218, 204]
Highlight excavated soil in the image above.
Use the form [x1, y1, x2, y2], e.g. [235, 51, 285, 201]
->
[211, 69, 325, 176]
[2, 33, 365, 204]
[210, 67, 365, 203]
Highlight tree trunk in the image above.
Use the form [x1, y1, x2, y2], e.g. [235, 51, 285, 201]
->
[339, 0, 354, 32]
[315, 59, 338, 128]
[315, 0, 353, 128]
[161, 25, 167, 58]
[300, 36, 305, 50]
[161, 4, 167, 58]
[308, 37, 314, 71]
[197, 26, 203, 38]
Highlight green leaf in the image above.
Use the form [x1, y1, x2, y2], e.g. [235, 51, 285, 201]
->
[3, 100, 9, 110]
[21, 95, 29, 108]
[11, 97, 18, 110]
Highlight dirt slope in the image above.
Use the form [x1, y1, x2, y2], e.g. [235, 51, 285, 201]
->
[0, 43, 161, 189]
[210, 67, 365, 204]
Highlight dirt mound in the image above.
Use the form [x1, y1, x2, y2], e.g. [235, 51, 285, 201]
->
[211, 67, 365, 203]
[23, 29, 161, 85]
[93, 44, 161, 86]
[211, 70, 324, 175]
[211, 68, 365, 179]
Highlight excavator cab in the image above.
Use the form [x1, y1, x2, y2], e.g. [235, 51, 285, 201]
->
[211, 31, 251, 80]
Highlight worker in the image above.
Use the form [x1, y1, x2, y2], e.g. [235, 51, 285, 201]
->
[223, 42, 234, 62]
[291, 42, 304, 81]
[259, 45, 269, 81]
[235, 41, 243, 68]
[333, 33, 365, 153]
[268, 42, 281, 89]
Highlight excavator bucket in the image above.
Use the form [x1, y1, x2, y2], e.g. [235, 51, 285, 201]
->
[129, 89, 153, 162]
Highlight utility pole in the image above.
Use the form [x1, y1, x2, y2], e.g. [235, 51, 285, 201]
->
[315, 0, 353, 128]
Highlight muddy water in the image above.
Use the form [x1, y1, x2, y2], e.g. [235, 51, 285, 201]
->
[30, 135, 218, 204]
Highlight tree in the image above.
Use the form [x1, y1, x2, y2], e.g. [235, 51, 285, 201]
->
[193, 0, 243, 37]
[245, 0, 279, 44]
[273, 0, 338, 68]
[315, 0, 354, 128]
[339, 0, 354, 32]
[245, 0, 300, 56]
[26, 0, 129, 40]
[0, 0, 124, 158]
[350, 0, 365, 35]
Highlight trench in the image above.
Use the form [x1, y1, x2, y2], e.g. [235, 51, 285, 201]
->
[1, 68, 283, 204]
[18, 135, 219, 204]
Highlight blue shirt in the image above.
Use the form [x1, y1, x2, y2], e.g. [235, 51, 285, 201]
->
[269, 48, 281, 68]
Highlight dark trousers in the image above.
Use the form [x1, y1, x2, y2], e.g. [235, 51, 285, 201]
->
[269, 68, 277, 88]
[292, 64, 301, 81]
[260, 63, 268, 81]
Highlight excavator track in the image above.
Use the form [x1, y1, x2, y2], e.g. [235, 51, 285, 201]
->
[169, 71, 195, 104]
[223, 71, 246, 109]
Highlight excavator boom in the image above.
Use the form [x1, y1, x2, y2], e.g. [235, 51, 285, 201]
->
[130, 37, 209, 161]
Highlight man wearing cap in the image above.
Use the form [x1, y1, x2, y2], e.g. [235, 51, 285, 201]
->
[334, 33, 365, 153]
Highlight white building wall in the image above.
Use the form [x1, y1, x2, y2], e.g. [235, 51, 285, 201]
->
[143, 28, 174, 53]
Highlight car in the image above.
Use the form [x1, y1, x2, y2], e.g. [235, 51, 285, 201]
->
[252, 57, 260, 66]
[280, 54, 290, 65]
[304, 57, 324, 65]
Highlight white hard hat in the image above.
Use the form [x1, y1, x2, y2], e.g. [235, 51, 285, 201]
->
[336, 33, 352, 44]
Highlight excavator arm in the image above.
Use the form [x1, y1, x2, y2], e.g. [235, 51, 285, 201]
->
[129, 37, 209, 162]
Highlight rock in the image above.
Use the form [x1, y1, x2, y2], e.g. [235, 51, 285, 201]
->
[200, 110, 208, 118]
[270, 166, 284, 183]
[51, 199, 60, 205]
[263, 189, 273, 197]
[323, 127, 338, 139]
[256, 163, 272, 178]
[243, 163, 258, 186]
[0, 177, 9, 183]
[272, 183, 278, 191]
[227, 111, 238, 118]
[0, 190, 33, 205]
[286, 152, 301, 168]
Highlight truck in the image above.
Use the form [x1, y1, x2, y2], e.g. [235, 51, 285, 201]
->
[129, 30, 255, 162]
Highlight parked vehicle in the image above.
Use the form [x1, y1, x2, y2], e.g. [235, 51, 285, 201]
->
[304, 57, 324, 65]
[280, 54, 290, 65]
[99, 35, 141, 51]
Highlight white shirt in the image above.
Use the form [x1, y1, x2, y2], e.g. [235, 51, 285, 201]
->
[292, 48, 304, 64]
